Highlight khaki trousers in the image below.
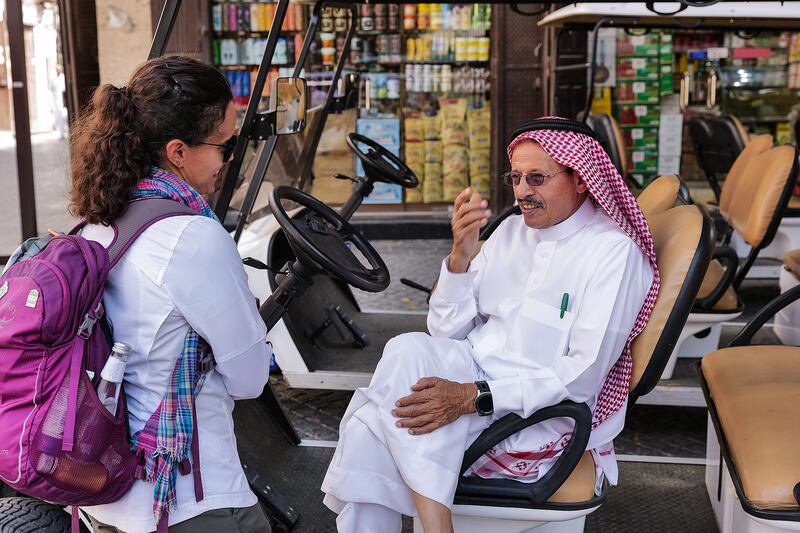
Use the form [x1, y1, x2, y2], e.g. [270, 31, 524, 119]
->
[88, 504, 271, 533]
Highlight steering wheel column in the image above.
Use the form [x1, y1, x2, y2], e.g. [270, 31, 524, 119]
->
[259, 260, 314, 330]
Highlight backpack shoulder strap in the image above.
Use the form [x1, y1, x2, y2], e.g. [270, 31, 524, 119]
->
[108, 199, 198, 268]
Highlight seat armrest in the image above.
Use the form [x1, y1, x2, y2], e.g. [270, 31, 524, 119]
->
[729, 284, 800, 347]
[695, 246, 739, 310]
[456, 400, 592, 504]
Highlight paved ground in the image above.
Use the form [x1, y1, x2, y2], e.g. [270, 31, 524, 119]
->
[0, 132, 75, 257]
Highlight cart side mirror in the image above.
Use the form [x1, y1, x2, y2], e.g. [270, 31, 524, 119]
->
[271, 77, 308, 135]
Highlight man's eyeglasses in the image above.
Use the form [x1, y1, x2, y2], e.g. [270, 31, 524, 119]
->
[502, 169, 570, 188]
[200, 134, 238, 162]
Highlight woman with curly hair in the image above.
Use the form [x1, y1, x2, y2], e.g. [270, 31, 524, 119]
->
[73, 55, 272, 533]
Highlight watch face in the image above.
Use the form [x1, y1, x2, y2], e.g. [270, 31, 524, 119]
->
[476, 393, 493, 414]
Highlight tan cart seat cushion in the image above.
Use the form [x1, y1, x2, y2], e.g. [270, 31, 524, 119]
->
[702, 346, 800, 511]
[723, 144, 795, 247]
[636, 175, 681, 217]
[630, 205, 704, 388]
[785, 249, 800, 280]
[547, 451, 596, 503]
[729, 115, 750, 145]
[719, 134, 773, 218]
[695, 259, 740, 311]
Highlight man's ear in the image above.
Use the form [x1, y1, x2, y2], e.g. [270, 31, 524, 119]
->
[163, 139, 187, 169]
[574, 174, 588, 194]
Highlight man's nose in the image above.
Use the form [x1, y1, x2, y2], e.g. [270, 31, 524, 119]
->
[515, 177, 533, 196]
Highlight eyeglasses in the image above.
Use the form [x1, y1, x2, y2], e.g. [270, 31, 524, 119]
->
[502, 169, 570, 188]
[200, 134, 238, 162]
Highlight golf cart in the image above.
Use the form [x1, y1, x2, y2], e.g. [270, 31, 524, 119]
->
[531, 2, 800, 409]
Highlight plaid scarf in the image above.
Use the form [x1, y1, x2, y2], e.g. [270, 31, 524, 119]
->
[469, 117, 660, 480]
[129, 167, 217, 525]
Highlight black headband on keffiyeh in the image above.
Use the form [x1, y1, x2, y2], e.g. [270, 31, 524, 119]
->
[508, 116, 660, 432]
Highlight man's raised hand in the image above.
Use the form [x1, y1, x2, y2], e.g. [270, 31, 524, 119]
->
[449, 187, 491, 273]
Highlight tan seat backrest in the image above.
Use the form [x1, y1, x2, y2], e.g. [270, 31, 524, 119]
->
[609, 115, 629, 176]
[721, 145, 796, 247]
[729, 115, 749, 145]
[630, 205, 705, 389]
[718, 134, 772, 216]
[636, 175, 681, 217]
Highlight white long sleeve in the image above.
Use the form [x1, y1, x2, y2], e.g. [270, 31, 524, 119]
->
[164, 217, 271, 400]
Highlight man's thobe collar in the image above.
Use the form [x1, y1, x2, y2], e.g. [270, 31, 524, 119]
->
[537, 197, 596, 242]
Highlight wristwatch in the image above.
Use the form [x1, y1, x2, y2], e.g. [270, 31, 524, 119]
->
[474, 380, 493, 416]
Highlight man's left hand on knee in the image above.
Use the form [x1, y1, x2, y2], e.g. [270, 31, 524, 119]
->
[391, 377, 478, 435]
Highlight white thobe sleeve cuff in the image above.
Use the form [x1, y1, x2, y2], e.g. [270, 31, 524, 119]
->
[434, 255, 479, 303]
[486, 367, 567, 419]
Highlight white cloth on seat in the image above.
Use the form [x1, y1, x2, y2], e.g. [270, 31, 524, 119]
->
[321, 199, 653, 527]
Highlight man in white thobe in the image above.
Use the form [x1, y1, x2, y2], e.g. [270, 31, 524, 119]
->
[321, 118, 657, 533]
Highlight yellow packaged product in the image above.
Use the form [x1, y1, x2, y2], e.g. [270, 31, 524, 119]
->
[404, 116, 424, 142]
[467, 106, 491, 150]
[405, 141, 425, 166]
[406, 160, 425, 203]
[468, 150, 490, 177]
[443, 145, 468, 176]
[424, 139, 442, 163]
[405, 182, 424, 203]
[423, 113, 442, 140]
[440, 97, 468, 123]
[443, 174, 468, 202]
[423, 162, 443, 203]
[470, 173, 491, 198]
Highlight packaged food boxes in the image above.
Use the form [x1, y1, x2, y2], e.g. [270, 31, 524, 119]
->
[617, 57, 660, 80]
[617, 104, 660, 126]
[617, 32, 659, 57]
[659, 33, 673, 63]
[659, 64, 674, 95]
[622, 126, 658, 150]
[617, 81, 660, 104]
[627, 149, 659, 173]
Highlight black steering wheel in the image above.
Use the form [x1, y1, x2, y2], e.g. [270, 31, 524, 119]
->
[347, 132, 419, 189]
[269, 186, 390, 293]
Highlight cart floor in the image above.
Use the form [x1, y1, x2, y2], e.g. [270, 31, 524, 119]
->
[284, 273, 428, 373]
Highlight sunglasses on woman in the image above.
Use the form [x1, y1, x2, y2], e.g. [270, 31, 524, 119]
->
[502, 169, 570, 188]
[200, 134, 238, 162]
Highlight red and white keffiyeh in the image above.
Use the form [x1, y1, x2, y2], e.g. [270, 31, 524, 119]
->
[468, 117, 660, 480]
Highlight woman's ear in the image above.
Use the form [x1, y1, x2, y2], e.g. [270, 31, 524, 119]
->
[163, 139, 187, 169]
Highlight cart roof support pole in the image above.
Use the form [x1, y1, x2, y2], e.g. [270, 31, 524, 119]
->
[231, 1, 333, 242]
[149, 0, 183, 59]
[7, 0, 38, 244]
[580, 17, 610, 122]
[214, 0, 293, 221]
[296, 2, 357, 193]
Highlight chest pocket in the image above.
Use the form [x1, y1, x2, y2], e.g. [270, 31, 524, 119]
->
[506, 296, 576, 366]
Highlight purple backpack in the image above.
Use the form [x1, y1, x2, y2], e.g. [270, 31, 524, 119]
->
[0, 199, 195, 507]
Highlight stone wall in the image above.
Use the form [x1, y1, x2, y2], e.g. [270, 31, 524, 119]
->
[95, 0, 152, 86]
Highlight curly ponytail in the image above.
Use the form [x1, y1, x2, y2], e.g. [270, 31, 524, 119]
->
[70, 55, 232, 224]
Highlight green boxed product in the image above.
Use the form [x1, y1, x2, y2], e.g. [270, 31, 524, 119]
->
[622, 125, 658, 150]
[617, 57, 660, 80]
[617, 32, 659, 57]
[617, 81, 660, 103]
[617, 104, 660, 126]
[659, 33, 673, 63]
[659, 64, 674, 95]
[628, 149, 659, 173]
